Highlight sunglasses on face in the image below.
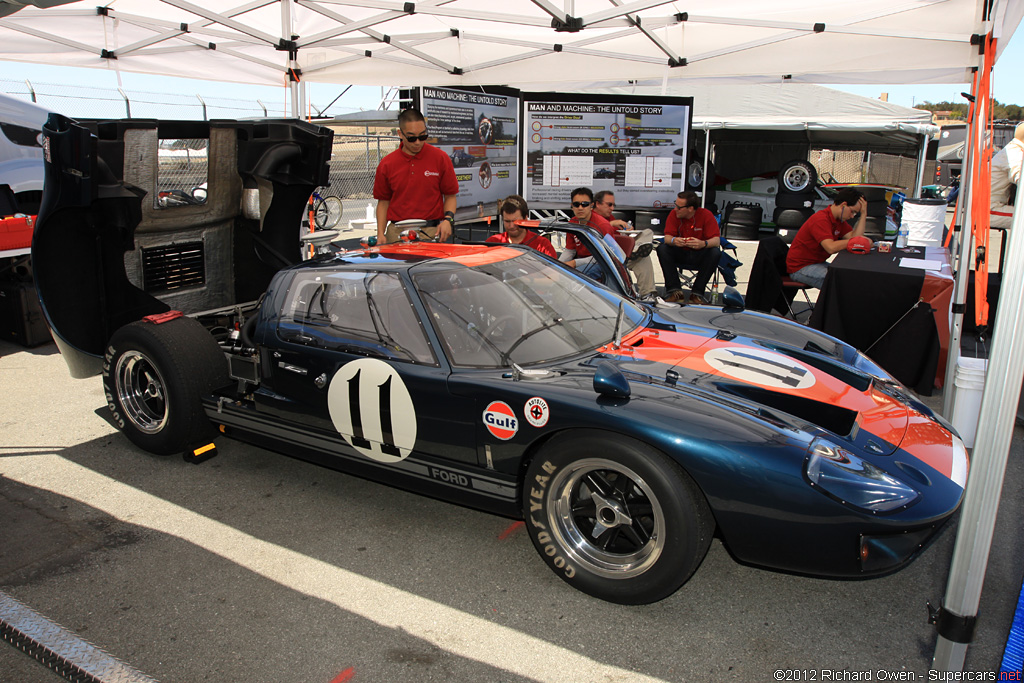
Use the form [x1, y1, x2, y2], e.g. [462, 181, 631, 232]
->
[572, 201, 592, 208]
[674, 203, 690, 210]
[600, 201, 615, 208]
[403, 133, 429, 142]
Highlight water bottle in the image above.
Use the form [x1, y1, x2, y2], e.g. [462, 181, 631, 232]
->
[896, 224, 909, 249]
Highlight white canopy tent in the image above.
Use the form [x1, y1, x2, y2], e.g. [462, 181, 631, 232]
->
[0, 0, 1023, 674]
[0, 1, 1019, 101]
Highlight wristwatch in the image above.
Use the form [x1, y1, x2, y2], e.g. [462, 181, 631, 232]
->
[443, 211, 455, 226]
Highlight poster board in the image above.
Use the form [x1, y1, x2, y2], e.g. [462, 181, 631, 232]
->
[521, 92, 693, 210]
[414, 86, 520, 220]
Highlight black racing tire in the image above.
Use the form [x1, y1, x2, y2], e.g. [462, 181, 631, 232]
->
[102, 317, 228, 455]
[723, 222, 760, 241]
[773, 207, 814, 229]
[865, 199, 888, 218]
[723, 204, 762, 228]
[774, 192, 817, 210]
[778, 159, 818, 194]
[858, 216, 887, 240]
[522, 432, 714, 604]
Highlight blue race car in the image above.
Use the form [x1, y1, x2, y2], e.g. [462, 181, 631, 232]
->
[33, 115, 968, 605]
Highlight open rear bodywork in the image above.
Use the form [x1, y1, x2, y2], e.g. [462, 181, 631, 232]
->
[33, 115, 333, 377]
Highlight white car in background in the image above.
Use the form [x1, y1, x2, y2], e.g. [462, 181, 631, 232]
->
[0, 92, 49, 214]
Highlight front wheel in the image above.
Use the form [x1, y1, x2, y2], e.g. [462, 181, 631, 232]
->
[314, 195, 343, 229]
[523, 432, 714, 604]
[102, 317, 228, 455]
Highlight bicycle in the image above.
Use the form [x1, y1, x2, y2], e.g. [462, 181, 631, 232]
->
[309, 188, 343, 230]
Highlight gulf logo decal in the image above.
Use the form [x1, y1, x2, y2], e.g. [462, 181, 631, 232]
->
[704, 347, 816, 391]
[327, 358, 417, 463]
[484, 401, 519, 440]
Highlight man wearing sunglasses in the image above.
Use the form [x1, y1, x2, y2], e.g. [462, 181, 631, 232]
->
[373, 108, 459, 244]
[559, 187, 625, 280]
[593, 190, 656, 299]
[656, 191, 721, 304]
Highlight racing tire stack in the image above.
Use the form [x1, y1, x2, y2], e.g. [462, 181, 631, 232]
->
[772, 207, 814, 243]
[722, 202, 762, 240]
[774, 160, 818, 237]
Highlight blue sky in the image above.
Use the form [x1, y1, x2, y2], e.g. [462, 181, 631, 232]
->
[2, 25, 1021, 116]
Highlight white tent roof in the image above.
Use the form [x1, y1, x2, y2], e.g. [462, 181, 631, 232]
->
[0, 0, 1019, 89]
[593, 82, 937, 136]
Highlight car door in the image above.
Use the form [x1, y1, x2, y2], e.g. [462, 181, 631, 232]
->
[260, 267, 478, 467]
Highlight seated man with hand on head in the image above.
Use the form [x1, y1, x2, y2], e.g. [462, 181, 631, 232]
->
[656, 191, 721, 304]
[560, 187, 626, 279]
[786, 187, 870, 289]
[486, 195, 557, 257]
[592, 190, 656, 298]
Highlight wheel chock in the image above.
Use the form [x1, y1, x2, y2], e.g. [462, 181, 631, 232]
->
[183, 442, 218, 464]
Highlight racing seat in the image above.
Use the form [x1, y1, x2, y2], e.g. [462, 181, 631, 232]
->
[612, 233, 635, 260]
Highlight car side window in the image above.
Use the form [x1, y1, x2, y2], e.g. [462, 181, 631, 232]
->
[278, 270, 435, 365]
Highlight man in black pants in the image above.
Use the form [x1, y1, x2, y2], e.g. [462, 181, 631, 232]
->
[656, 191, 721, 304]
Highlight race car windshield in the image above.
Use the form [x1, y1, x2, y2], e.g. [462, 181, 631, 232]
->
[412, 252, 645, 368]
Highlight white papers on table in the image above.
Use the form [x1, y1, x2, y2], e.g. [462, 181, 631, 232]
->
[899, 258, 942, 271]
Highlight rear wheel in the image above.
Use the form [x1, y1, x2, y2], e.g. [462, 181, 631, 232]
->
[102, 317, 228, 455]
[523, 432, 714, 604]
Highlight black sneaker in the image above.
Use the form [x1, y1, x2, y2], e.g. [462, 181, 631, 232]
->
[627, 242, 654, 263]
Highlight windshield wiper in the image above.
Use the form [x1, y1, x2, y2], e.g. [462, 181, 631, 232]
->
[499, 316, 563, 366]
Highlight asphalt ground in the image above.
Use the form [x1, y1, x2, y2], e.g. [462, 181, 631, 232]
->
[3, 228, 1023, 683]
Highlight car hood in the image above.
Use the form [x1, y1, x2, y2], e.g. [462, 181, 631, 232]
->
[594, 326, 915, 457]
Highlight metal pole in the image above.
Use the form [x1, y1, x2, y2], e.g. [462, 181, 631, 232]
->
[932, 197, 1024, 670]
[24, 79, 36, 103]
[942, 93, 981, 421]
[913, 133, 928, 198]
[701, 125, 711, 209]
[196, 94, 207, 121]
[117, 87, 131, 118]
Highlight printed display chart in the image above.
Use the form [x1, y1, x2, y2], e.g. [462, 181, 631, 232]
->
[416, 86, 520, 220]
[522, 93, 693, 209]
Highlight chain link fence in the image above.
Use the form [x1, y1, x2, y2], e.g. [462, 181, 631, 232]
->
[1, 78, 288, 120]
[810, 149, 936, 190]
[323, 132, 400, 229]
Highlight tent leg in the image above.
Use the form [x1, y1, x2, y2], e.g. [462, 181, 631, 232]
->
[913, 134, 928, 198]
[701, 126, 711, 209]
[932, 200, 1024, 670]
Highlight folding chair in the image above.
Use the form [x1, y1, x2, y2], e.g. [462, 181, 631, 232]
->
[780, 275, 815, 323]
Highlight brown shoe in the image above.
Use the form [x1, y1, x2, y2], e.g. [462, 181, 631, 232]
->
[687, 293, 707, 305]
[664, 290, 686, 303]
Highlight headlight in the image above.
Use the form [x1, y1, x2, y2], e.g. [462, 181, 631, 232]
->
[804, 438, 920, 513]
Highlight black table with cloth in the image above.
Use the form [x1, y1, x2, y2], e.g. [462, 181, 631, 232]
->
[808, 247, 954, 395]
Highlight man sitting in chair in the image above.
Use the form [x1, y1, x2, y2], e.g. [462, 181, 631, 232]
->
[786, 187, 869, 289]
[560, 187, 626, 280]
[657, 191, 720, 304]
[593, 190, 657, 299]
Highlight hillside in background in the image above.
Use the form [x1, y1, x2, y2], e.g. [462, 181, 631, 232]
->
[915, 99, 1022, 121]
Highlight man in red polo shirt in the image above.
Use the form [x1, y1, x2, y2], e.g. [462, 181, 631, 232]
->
[486, 195, 557, 257]
[559, 187, 625, 280]
[656, 190, 720, 304]
[786, 188, 869, 289]
[373, 108, 459, 244]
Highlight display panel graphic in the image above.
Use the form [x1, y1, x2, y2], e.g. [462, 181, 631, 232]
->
[417, 86, 520, 219]
[523, 93, 693, 209]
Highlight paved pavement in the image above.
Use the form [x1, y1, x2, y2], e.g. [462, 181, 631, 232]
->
[2, 226, 1021, 683]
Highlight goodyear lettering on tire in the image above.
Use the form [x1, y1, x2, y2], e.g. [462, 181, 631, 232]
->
[528, 460, 575, 579]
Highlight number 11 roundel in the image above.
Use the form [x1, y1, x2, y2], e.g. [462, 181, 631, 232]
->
[327, 358, 417, 463]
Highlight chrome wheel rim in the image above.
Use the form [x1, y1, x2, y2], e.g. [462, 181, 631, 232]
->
[783, 166, 811, 192]
[549, 458, 665, 578]
[115, 350, 168, 434]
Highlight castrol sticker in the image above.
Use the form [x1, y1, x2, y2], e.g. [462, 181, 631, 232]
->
[703, 347, 816, 390]
[524, 397, 549, 428]
[483, 401, 519, 440]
